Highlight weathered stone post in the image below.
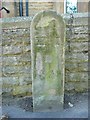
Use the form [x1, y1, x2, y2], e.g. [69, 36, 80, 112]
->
[31, 10, 65, 112]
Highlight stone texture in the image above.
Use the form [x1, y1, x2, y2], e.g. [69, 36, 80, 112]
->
[70, 42, 88, 52]
[31, 11, 65, 112]
[65, 72, 88, 82]
[1, 13, 88, 97]
[65, 52, 88, 63]
[2, 77, 19, 85]
[13, 84, 32, 96]
[65, 81, 88, 92]
[66, 62, 88, 72]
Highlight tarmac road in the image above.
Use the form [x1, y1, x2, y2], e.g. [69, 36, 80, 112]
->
[0, 93, 88, 118]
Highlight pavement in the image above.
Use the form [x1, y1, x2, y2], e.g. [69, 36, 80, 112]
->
[0, 93, 88, 119]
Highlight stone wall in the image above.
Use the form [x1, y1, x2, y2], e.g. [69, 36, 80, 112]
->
[65, 13, 88, 93]
[0, 13, 88, 96]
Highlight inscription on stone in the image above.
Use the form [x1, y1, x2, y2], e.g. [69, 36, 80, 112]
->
[31, 11, 65, 112]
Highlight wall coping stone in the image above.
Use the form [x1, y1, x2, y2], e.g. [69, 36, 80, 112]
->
[0, 12, 89, 23]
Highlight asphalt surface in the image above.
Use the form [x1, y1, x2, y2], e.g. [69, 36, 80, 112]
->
[0, 93, 88, 118]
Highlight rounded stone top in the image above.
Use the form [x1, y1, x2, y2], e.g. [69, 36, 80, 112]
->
[31, 10, 65, 28]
